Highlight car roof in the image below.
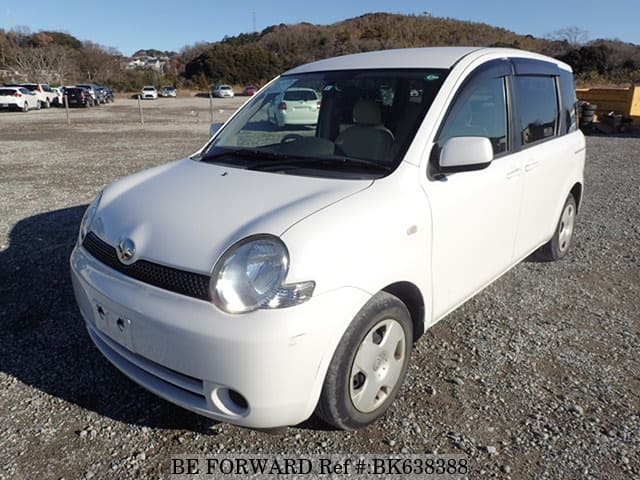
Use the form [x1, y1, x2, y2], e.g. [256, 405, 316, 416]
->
[286, 47, 480, 74]
[284, 47, 571, 74]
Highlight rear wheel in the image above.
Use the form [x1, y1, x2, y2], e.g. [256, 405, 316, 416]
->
[539, 194, 577, 261]
[22, 102, 29, 112]
[316, 292, 413, 430]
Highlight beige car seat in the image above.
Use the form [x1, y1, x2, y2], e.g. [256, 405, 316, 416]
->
[335, 99, 394, 162]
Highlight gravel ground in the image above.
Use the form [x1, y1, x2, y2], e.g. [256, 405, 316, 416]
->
[0, 98, 638, 480]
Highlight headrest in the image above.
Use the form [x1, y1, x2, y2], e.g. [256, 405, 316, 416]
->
[353, 99, 381, 125]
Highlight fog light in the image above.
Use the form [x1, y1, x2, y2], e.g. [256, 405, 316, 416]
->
[211, 387, 249, 416]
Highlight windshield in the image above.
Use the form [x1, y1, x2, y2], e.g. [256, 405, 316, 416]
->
[199, 68, 447, 178]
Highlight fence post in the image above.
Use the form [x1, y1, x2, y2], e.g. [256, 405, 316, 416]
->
[64, 95, 70, 125]
[137, 94, 144, 124]
[209, 92, 214, 124]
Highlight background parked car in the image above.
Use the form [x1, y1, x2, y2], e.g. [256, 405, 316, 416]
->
[75, 83, 100, 104]
[103, 86, 115, 103]
[0, 86, 39, 112]
[269, 87, 321, 127]
[212, 84, 234, 98]
[160, 85, 177, 97]
[64, 87, 95, 107]
[51, 87, 64, 106]
[140, 86, 158, 99]
[243, 85, 258, 96]
[20, 83, 55, 108]
[94, 86, 109, 104]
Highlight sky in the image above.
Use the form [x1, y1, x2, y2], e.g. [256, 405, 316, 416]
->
[1, 0, 638, 56]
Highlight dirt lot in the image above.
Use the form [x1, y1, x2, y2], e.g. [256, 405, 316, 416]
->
[0, 97, 638, 480]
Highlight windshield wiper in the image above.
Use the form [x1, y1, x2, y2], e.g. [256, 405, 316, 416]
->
[198, 148, 391, 174]
[198, 148, 290, 164]
[247, 156, 391, 173]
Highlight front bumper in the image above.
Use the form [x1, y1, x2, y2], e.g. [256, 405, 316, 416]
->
[70, 244, 369, 428]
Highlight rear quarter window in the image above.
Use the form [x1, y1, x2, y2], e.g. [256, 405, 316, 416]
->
[559, 70, 578, 134]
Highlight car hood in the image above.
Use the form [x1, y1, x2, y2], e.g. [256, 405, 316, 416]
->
[90, 158, 372, 274]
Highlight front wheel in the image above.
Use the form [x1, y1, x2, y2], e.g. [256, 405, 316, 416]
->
[538, 194, 577, 261]
[316, 292, 413, 430]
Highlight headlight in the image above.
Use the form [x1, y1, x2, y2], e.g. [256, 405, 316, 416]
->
[211, 235, 315, 314]
[79, 191, 102, 243]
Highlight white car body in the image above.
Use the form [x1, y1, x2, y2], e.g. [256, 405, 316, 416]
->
[0, 86, 39, 111]
[51, 87, 64, 106]
[141, 86, 158, 99]
[271, 87, 321, 127]
[20, 83, 56, 108]
[213, 84, 234, 98]
[71, 47, 585, 429]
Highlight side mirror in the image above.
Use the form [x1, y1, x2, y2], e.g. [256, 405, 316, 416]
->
[209, 122, 224, 137]
[439, 137, 493, 172]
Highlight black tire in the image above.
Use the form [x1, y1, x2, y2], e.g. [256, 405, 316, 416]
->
[538, 194, 577, 261]
[316, 291, 413, 430]
[22, 102, 29, 112]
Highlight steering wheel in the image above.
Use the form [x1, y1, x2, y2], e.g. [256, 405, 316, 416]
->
[280, 133, 304, 144]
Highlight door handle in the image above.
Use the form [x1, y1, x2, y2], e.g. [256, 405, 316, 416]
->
[525, 161, 539, 172]
[506, 167, 522, 180]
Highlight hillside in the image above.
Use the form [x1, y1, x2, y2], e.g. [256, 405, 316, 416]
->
[183, 13, 640, 87]
[1, 13, 639, 89]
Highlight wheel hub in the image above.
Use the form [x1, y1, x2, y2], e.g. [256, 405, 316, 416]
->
[349, 318, 407, 413]
[373, 352, 389, 377]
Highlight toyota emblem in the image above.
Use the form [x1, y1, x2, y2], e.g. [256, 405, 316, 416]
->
[117, 238, 136, 264]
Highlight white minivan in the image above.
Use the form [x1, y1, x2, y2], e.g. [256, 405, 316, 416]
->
[71, 47, 585, 430]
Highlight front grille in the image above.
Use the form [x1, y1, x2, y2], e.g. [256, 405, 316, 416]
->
[83, 232, 211, 301]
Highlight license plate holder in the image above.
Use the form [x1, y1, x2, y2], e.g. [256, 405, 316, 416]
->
[93, 302, 135, 351]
